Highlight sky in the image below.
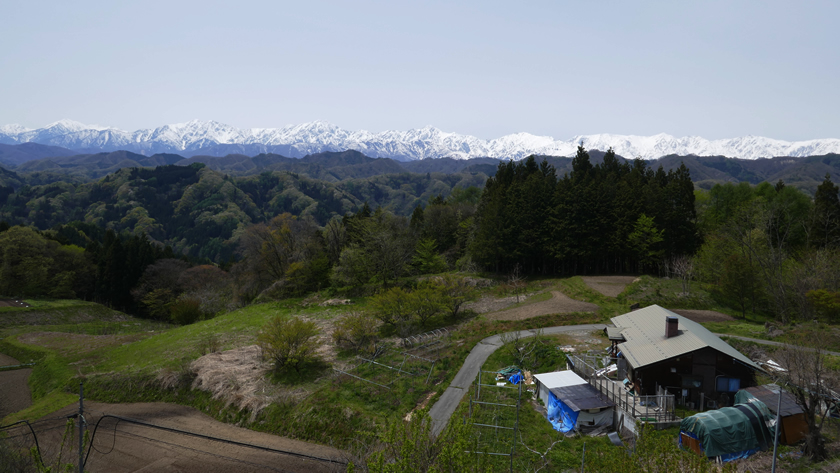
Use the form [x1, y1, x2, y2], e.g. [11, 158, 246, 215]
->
[1, 1, 838, 141]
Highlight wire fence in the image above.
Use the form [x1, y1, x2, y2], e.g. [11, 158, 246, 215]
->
[467, 370, 522, 460]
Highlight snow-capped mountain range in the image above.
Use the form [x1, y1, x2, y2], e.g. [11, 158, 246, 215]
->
[1, 119, 839, 161]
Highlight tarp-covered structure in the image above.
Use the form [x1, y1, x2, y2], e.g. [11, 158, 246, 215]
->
[735, 385, 808, 445]
[534, 370, 614, 433]
[679, 397, 775, 462]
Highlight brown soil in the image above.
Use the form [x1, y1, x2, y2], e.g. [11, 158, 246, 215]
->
[484, 291, 598, 321]
[0, 351, 32, 418]
[0, 299, 31, 308]
[14, 402, 347, 472]
[580, 276, 637, 297]
[0, 352, 20, 366]
[670, 309, 735, 323]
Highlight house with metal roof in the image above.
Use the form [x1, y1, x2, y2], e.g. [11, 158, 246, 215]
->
[610, 305, 762, 410]
[533, 370, 615, 432]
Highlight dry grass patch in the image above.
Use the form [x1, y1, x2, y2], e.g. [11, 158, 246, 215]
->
[187, 345, 303, 418]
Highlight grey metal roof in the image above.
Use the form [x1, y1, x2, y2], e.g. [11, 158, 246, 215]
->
[611, 305, 761, 371]
[743, 385, 803, 417]
[549, 384, 615, 411]
[605, 326, 625, 341]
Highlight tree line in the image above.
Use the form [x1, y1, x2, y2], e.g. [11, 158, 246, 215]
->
[470, 148, 697, 274]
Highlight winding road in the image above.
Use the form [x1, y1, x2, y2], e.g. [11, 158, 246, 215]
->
[428, 324, 606, 436]
[427, 328, 840, 437]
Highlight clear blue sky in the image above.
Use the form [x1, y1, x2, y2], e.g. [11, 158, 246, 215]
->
[2, 1, 837, 141]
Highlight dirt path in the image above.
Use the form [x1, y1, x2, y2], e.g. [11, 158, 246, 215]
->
[0, 299, 30, 308]
[0, 352, 20, 366]
[0, 353, 33, 419]
[670, 309, 735, 323]
[580, 276, 637, 297]
[17, 402, 346, 472]
[484, 291, 598, 321]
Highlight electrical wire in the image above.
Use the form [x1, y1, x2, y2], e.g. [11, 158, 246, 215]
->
[91, 424, 295, 473]
[84, 414, 347, 469]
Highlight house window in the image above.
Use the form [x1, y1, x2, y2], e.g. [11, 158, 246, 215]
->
[716, 377, 740, 393]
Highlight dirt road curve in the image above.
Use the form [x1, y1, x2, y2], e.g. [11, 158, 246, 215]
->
[484, 291, 598, 321]
[0, 299, 31, 308]
[580, 276, 637, 297]
[25, 402, 346, 473]
[0, 353, 33, 419]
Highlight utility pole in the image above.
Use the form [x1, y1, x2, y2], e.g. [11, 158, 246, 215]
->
[771, 384, 782, 473]
[79, 381, 85, 473]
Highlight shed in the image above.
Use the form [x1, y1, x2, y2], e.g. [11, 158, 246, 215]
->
[534, 370, 615, 432]
[735, 385, 808, 445]
[533, 370, 586, 406]
[679, 397, 774, 462]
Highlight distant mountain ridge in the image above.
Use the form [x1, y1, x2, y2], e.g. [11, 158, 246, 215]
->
[2, 119, 839, 161]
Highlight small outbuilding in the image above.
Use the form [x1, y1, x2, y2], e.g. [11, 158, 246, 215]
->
[533, 370, 615, 433]
[735, 384, 808, 445]
[679, 397, 774, 462]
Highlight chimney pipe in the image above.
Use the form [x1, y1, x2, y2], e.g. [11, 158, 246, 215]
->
[666, 316, 679, 338]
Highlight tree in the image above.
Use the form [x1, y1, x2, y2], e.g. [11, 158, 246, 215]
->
[408, 280, 448, 326]
[361, 410, 485, 472]
[368, 287, 413, 328]
[332, 311, 379, 352]
[413, 238, 448, 274]
[257, 316, 321, 373]
[669, 254, 695, 295]
[717, 253, 761, 318]
[775, 336, 840, 462]
[811, 173, 840, 249]
[806, 289, 840, 322]
[238, 213, 328, 297]
[628, 214, 664, 273]
[436, 274, 476, 320]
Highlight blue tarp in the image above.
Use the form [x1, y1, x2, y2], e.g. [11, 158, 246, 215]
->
[547, 391, 579, 432]
[509, 373, 522, 385]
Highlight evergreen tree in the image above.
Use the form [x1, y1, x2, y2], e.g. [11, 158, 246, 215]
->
[811, 173, 840, 248]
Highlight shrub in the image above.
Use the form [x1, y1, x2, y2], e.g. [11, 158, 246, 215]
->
[257, 316, 321, 373]
[333, 311, 379, 352]
[170, 298, 203, 325]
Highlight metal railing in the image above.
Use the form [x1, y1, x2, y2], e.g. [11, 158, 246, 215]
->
[568, 353, 677, 423]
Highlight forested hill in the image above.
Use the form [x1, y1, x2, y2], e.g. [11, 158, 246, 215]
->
[0, 162, 485, 262]
[1, 142, 839, 194]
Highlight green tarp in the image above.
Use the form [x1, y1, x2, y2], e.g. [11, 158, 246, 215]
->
[679, 398, 774, 459]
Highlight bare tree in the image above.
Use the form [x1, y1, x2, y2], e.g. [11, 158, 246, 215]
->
[775, 336, 840, 461]
[499, 329, 545, 370]
[670, 254, 695, 295]
[508, 263, 526, 303]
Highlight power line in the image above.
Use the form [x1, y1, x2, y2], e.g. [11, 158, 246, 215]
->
[94, 426, 295, 473]
[84, 414, 348, 469]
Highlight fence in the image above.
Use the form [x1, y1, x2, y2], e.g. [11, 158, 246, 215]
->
[568, 353, 676, 423]
[333, 345, 436, 390]
[466, 370, 522, 466]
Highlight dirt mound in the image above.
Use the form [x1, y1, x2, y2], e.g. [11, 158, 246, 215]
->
[485, 291, 598, 321]
[580, 276, 637, 297]
[21, 402, 346, 472]
[0, 299, 30, 308]
[670, 309, 735, 323]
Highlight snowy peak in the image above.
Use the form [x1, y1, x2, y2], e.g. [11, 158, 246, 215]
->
[1, 119, 839, 161]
